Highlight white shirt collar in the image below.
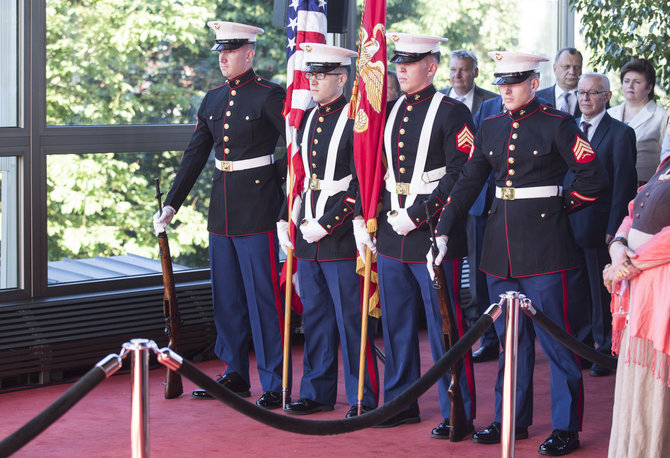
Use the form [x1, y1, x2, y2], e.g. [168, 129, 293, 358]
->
[579, 109, 607, 142]
[554, 85, 578, 114]
[449, 86, 475, 112]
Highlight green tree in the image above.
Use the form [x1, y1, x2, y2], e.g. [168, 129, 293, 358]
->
[570, 0, 670, 98]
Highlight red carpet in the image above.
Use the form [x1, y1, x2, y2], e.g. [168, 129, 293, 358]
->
[1, 333, 614, 457]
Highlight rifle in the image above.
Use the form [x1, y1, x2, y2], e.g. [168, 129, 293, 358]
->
[155, 178, 183, 399]
[425, 201, 468, 441]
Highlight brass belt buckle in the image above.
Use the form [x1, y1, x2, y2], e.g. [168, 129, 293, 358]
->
[309, 178, 320, 191]
[220, 160, 233, 172]
[396, 182, 409, 195]
[501, 187, 515, 200]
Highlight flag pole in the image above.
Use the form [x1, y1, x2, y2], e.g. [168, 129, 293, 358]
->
[282, 163, 296, 409]
[357, 244, 373, 415]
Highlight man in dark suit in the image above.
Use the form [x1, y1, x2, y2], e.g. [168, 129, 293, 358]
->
[566, 73, 638, 376]
[154, 21, 288, 409]
[536, 47, 583, 117]
[441, 49, 498, 115]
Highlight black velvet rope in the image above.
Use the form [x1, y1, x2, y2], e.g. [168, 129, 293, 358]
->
[176, 312, 494, 435]
[0, 366, 107, 458]
[522, 306, 618, 371]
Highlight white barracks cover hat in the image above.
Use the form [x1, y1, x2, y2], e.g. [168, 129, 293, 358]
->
[300, 43, 357, 73]
[387, 32, 448, 63]
[207, 21, 264, 51]
[488, 51, 549, 85]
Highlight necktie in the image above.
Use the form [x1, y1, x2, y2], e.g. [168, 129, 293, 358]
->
[581, 121, 591, 138]
[456, 96, 466, 103]
[558, 91, 570, 113]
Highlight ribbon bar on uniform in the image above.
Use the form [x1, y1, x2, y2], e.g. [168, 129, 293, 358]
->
[495, 185, 563, 200]
[215, 154, 273, 172]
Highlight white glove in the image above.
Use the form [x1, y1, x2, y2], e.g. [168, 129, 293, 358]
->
[387, 209, 417, 236]
[300, 218, 328, 244]
[153, 205, 176, 235]
[352, 218, 376, 264]
[276, 220, 293, 255]
[426, 235, 449, 281]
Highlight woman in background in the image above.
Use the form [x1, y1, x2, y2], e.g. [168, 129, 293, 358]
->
[608, 58, 668, 185]
[604, 155, 670, 458]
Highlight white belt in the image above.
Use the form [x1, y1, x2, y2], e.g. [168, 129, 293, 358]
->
[495, 185, 563, 200]
[215, 154, 273, 172]
[304, 175, 352, 193]
[384, 167, 446, 196]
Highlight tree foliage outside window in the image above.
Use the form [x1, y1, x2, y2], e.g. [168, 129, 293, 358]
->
[44, 0, 539, 277]
[569, 0, 669, 105]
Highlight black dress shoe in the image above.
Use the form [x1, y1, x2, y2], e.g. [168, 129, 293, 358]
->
[345, 405, 374, 418]
[373, 407, 420, 428]
[430, 418, 474, 441]
[256, 391, 284, 410]
[589, 363, 613, 377]
[284, 398, 333, 415]
[191, 373, 251, 399]
[472, 344, 499, 363]
[471, 421, 529, 444]
[538, 430, 579, 456]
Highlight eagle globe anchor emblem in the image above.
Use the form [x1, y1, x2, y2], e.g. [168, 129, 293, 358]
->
[353, 23, 385, 134]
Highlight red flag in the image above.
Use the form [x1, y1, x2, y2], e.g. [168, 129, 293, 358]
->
[280, 0, 327, 314]
[351, 0, 386, 316]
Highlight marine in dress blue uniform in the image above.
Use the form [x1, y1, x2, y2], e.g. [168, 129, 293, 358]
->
[277, 43, 379, 418]
[430, 51, 607, 456]
[565, 72, 637, 377]
[370, 32, 476, 438]
[155, 21, 287, 409]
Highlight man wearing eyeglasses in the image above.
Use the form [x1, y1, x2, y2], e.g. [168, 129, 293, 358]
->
[277, 43, 379, 418]
[566, 73, 638, 377]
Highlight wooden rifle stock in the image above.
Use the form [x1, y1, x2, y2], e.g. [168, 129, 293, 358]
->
[155, 178, 183, 399]
[425, 202, 468, 441]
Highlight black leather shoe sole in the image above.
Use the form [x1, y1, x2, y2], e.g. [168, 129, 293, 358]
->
[256, 392, 285, 410]
[589, 363, 613, 377]
[345, 405, 374, 418]
[430, 421, 474, 441]
[471, 423, 528, 444]
[284, 400, 333, 415]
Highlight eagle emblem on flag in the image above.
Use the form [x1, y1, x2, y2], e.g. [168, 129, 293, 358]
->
[353, 23, 386, 133]
[572, 135, 595, 163]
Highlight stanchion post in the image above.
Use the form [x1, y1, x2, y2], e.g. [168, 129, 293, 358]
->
[501, 292, 521, 458]
[124, 339, 153, 458]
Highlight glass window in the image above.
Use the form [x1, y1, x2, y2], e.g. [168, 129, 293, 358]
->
[1, 156, 19, 289]
[0, 0, 18, 128]
[46, 1, 221, 126]
[46, 151, 212, 284]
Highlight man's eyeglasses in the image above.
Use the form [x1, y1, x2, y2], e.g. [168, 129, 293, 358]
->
[304, 72, 344, 80]
[576, 90, 609, 97]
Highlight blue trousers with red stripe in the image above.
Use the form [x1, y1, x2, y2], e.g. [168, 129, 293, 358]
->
[377, 254, 476, 422]
[297, 259, 379, 408]
[487, 272, 583, 431]
[209, 231, 287, 393]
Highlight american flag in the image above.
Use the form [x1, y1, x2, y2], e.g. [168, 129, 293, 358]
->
[280, 0, 327, 313]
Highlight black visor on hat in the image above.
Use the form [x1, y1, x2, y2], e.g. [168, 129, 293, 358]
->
[303, 62, 343, 73]
[492, 70, 537, 85]
[390, 50, 434, 63]
[211, 39, 252, 51]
